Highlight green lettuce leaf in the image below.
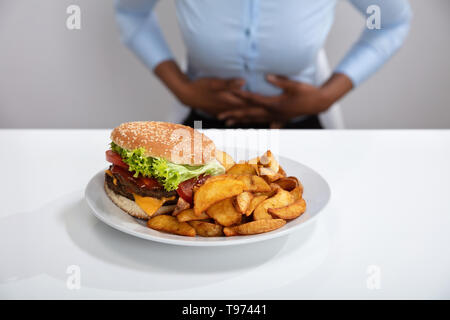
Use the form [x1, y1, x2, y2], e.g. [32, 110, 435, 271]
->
[110, 142, 225, 191]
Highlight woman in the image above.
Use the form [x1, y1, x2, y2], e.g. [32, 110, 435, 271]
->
[115, 0, 412, 129]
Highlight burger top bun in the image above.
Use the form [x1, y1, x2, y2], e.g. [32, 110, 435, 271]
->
[110, 121, 216, 165]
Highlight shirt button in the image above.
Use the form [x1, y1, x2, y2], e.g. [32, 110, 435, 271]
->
[244, 63, 249, 71]
[245, 28, 251, 36]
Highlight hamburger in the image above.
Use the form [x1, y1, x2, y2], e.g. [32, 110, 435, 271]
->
[104, 121, 225, 219]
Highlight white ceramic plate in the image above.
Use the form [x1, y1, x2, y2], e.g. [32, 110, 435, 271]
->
[85, 152, 331, 246]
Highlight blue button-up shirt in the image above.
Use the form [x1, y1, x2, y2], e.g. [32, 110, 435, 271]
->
[115, 0, 412, 96]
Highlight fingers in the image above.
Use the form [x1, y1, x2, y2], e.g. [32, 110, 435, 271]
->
[225, 117, 272, 126]
[266, 74, 298, 91]
[232, 90, 279, 110]
[217, 110, 244, 121]
[209, 78, 245, 91]
[217, 107, 274, 126]
[270, 121, 285, 129]
[218, 92, 249, 108]
[227, 78, 246, 90]
[217, 107, 268, 121]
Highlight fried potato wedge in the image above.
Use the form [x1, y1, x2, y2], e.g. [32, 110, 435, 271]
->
[177, 208, 210, 222]
[247, 156, 260, 165]
[188, 221, 224, 237]
[253, 191, 274, 197]
[273, 176, 299, 191]
[204, 174, 235, 183]
[251, 175, 272, 192]
[226, 163, 257, 175]
[147, 215, 196, 237]
[298, 180, 304, 195]
[278, 165, 287, 177]
[248, 163, 259, 175]
[194, 178, 245, 215]
[206, 198, 242, 226]
[248, 155, 263, 175]
[172, 197, 191, 216]
[234, 191, 253, 214]
[259, 167, 283, 182]
[215, 150, 235, 171]
[290, 186, 303, 201]
[234, 219, 286, 235]
[253, 189, 294, 220]
[236, 175, 271, 193]
[269, 198, 306, 220]
[235, 175, 252, 190]
[223, 226, 238, 237]
[269, 182, 282, 191]
[259, 150, 280, 173]
[245, 194, 268, 216]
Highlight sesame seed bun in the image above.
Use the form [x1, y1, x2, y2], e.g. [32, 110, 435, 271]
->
[111, 121, 216, 165]
[104, 182, 176, 219]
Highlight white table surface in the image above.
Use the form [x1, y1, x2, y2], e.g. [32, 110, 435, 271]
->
[1, 129, 449, 299]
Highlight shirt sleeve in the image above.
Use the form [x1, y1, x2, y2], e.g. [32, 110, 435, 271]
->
[114, 0, 173, 70]
[334, 0, 413, 86]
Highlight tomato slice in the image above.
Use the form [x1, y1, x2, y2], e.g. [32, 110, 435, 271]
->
[110, 164, 162, 190]
[110, 164, 134, 181]
[177, 178, 196, 204]
[105, 150, 129, 169]
[176, 175, 211, 204]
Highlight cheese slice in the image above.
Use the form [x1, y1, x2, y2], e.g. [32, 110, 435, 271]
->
[133, 194, 175, 217]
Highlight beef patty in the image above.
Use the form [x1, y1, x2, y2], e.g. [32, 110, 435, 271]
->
[105, 173, 178, 205]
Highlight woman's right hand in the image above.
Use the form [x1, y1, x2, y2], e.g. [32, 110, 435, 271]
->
[178, 77, 249, 115]
[154, 60, 249, 116]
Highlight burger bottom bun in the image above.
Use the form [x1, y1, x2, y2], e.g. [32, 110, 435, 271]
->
[104, 182, 176, 220]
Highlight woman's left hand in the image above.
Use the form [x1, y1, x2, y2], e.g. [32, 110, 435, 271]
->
[218, 73, 353, 127]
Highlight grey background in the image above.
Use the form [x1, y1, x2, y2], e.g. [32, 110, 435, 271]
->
[0, 0, 449, 129]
